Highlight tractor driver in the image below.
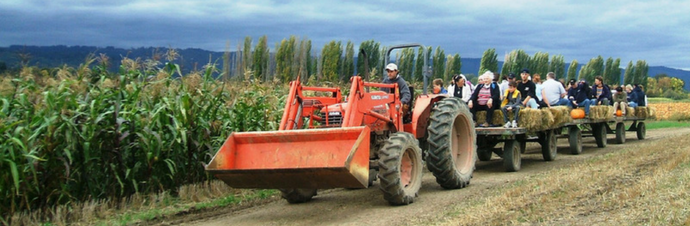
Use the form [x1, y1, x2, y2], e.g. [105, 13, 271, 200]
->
[381, 63, 412, 106]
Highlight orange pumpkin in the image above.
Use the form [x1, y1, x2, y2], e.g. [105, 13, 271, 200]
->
[571, 108, 585, 119]
[616, 109, 623, 117]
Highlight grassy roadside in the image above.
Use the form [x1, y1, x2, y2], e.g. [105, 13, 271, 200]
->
[646, 120, 690, 130]
[427, 129, 690, 225]
[10, 182, 278, 226]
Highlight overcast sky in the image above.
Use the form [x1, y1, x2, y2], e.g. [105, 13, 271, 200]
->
[1, 0, 689, 70]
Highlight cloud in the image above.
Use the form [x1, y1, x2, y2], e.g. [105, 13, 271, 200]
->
[0, 0, 688, 69]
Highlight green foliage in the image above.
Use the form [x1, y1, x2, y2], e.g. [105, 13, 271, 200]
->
[602, 57, 622, 85]
[648, 75, 686, 97]
[396, 48, 416, 82]
[579, 56, 604, 84]
[413, 47, 425, 82]
[276, 36, 297, 82]
[298, 39, 312, 83]
[357, 40, 381, 79]
[432, 46, 445, 79]
[342, 41, 355, 81]
[529, 52, 549, 77]
[567, 60, 578, 81]
[635, 60, 649, 87]
[0, 61, 285, 221]
[447, 53, 462, 81]
[252, 36, 269, 82]
[321, 41, 342, 82]
[624, 61, 635, 85]
[242, 36, 253, 79]
[548, 55, 565, 80]
[479, 48, 498, 75]
[501, 49, 530, 76]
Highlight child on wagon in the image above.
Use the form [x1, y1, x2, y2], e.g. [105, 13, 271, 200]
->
[501, 81, 522, 128]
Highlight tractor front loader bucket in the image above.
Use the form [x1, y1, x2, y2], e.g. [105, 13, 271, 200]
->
[206, 126, 371, 189]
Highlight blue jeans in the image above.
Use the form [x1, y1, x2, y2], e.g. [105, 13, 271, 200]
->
[628, 102, 638, 108]
[525, 98, 539, 109]
[551, 98, 570, 106]
[568, 99, 594, 115]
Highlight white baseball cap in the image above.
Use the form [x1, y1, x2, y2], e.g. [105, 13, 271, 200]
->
[385, 63, 398, 71]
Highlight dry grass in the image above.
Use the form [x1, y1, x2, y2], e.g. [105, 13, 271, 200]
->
[433, 131, 690, 226]
[9, 181, 248, 225]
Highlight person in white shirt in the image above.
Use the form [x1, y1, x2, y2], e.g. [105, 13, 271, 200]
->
[447, 74, 472, 103]
[541, 72, 569, 107]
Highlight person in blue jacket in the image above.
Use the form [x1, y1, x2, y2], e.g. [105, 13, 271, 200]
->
[590, 76, 611, 105]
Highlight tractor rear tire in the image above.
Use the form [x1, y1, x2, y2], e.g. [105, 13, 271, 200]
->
[378, 132, 423, 205]
[636, 122, 646, 140]
[280, 188, 317, 204]
[502, 140, 521, 172]
[569, 126, 583, 155]
[426, 98, 476, 189]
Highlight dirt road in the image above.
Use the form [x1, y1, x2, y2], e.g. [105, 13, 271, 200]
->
[157, 127, 690, 226]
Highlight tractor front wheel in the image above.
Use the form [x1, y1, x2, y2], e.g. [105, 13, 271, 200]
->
[426, 98, 476, 189]
[378, 132, 423, 205]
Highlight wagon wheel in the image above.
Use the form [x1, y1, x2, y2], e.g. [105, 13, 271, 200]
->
[636, 122, 646, 140]
[615, 122, 626, 144]
[502, 140, 521, 172]
[569, 125, 583, 155]
[540, 130, 557, 161]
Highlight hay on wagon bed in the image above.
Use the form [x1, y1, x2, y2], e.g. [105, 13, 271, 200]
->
[474, 109, 504, 125]
[647, 106, 656, 119]
[549, 106, 572, 125]
[634, 107, 648, 119]
[516, 108, 553, 131]
[625, 107, 635, 117]
[590, 105, 614, 120]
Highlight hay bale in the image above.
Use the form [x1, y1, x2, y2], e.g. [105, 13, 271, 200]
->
[474, 109, 504, 125]
[540, 108, 556, 129]
[549, 106, 572, 125]
[625, 107, 635, 117]
[590, 105, 614, 120]
[647, 107, 656, 119]
[634, 107, 648, 119]
[518, 108, 545, 131]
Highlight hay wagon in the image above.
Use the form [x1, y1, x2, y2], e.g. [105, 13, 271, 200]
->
[473, 106, 652, 172]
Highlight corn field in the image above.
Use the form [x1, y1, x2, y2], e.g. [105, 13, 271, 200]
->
[0, 58, 286, 221]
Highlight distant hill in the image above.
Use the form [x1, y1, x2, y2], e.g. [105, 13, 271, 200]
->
[1, 45, 688, 90]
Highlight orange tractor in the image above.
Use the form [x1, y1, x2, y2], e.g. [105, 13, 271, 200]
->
[206, 44, 477, 205]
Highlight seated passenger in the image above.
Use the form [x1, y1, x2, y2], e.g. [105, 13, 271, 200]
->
[501, 81, 522, 128]
[469, 71, 501, 127]
[432, 78, 448, 94]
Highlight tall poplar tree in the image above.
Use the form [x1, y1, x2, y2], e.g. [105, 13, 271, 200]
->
[413, 46, 425, 82]
[321, 41, 342, 82]
[479, 48, 498, 75]
[603, 57, 615, 84]
[275, 36, 296, 82]
[342, 41, 355, 81]
[566, 60, 578, 81]
[252, 35, 268, 81]
[548, 54, 565, 80]
[357, 40, 381, 78]
[529, 52, 550, 76]
[634, 60, 649, 87]
[432, 46, 446, 79]
[623, 61, 635, 85]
